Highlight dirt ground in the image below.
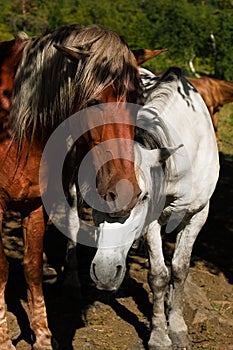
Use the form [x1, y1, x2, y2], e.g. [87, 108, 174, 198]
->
[2, 152, 233, 350]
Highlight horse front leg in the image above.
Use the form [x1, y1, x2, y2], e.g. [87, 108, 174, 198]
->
[167, 203, 210, 349]
[62, 181, 81, 298]
[0, 208, 16, 350]
[146, 220, 172, 350]
[22, 206, 53, 350]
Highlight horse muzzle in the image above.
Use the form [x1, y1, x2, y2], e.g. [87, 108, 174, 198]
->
[90, 253, 127, 291]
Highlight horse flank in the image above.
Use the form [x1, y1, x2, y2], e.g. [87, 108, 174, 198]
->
[10, 24, 143, 146]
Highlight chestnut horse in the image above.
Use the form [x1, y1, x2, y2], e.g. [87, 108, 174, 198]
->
[187, 76, 233, 137]
[0, 24, 152, 350]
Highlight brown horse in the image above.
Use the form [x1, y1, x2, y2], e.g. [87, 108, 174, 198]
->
[187, 76, 233, 136]
[0, 25, 164, 350]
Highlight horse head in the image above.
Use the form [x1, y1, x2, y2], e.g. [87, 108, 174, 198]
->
[54, 30, 166, 217]
[90, 143, 181, 291]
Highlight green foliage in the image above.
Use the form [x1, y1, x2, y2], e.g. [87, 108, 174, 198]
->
[214, 11, 233, 80]
[0, 0, 232, 80]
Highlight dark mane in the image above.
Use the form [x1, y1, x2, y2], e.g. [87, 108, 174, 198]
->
[11, 24, 143, 145]
[136, 67, 186, 150]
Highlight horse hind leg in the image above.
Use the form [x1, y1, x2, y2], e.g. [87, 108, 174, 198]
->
[167, 203, 209, 349]
[22, 206, 54, 350]
[0, 208, 16, 350]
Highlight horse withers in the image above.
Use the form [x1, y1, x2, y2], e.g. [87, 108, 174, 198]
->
[0, 25, 153, 350]
[90, 67, 219, 350]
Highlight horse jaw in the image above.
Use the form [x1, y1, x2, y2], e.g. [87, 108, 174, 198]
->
[90, 199, 149, 291]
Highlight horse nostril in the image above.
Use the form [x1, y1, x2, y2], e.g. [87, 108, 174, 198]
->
[92, 263, 98, 281]
[105, 191, 117, 202]
[115, 265, 123, 279]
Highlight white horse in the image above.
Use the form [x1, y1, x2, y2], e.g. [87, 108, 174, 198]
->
[89, 67, 219, 350]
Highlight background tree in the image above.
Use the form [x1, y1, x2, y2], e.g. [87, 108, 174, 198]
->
[214, 10, 233, 80]
[0, 0, 232, 80]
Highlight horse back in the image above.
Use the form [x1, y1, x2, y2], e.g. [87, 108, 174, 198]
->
[188, 76, 233, 114]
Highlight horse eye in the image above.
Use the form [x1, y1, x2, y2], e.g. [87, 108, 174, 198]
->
[87, 99, 101, 107]
[141, 192, 149, 202]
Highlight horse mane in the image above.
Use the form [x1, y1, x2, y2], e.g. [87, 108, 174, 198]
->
[135, 68, 188, 209]
[11, 24, 143, 145]
[136, 67, 185, 149]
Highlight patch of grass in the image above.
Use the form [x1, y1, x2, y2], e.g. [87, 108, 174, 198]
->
[218, 103, 233, 157]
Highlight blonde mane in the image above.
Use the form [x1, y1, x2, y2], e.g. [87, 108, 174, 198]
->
[11, 24, 143, 145]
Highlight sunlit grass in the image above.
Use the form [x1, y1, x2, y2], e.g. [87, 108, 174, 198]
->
[218, 103, 233, 158]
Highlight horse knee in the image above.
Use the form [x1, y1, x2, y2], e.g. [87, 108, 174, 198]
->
[171, 257, 190, 285]
[24, 256, 43, 285]
[149, 267, 169, 295]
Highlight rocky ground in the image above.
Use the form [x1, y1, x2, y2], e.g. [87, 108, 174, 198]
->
[2, 152, 233, 350]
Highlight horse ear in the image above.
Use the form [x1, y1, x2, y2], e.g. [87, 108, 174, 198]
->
[153, 144, 183, 162]
[132, 48, 168, 65]
[54, 44, 90, 61]
[139, 144, 183, 167]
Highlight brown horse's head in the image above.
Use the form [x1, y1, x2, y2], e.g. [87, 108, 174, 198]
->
[73, 99, 141, 217]
[55, 27, 146, 216]
[55, 29, 167, 216]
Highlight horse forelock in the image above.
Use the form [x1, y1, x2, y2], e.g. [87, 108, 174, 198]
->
[10, 24, 143, 146]
[73, 27, 144, 106]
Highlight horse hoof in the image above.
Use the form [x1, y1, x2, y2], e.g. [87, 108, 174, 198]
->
[148, 333, 173, 350]
[168, 329, 191, 350]
[32, 337, 59, 350]
[148, 346, 172, 350]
